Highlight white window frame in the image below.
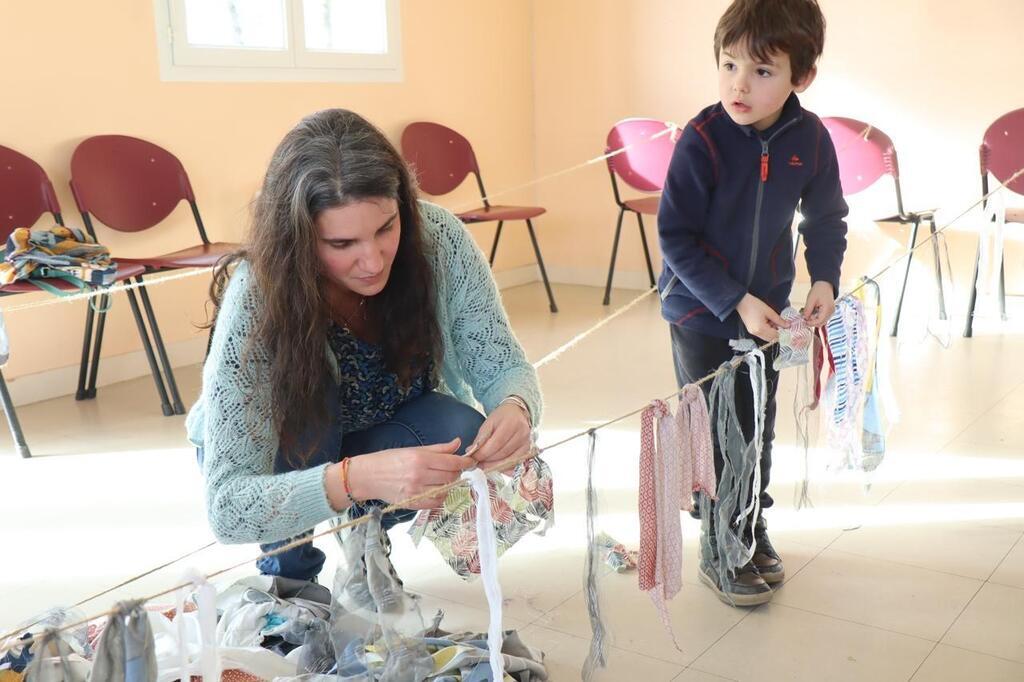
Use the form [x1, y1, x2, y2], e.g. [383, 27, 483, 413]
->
[152, 0, 403, 83]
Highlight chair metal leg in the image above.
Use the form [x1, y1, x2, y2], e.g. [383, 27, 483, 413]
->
[76, 304, 97, 400]
[489, 221, 504, 266]
[999, 253, 1007, 321]
[891, 220, 920, 337]
[929, 219, 947, 321]
[963, 236, 982, 338]
[125, 287, 173, 416]
[636, 213, 656, 287]
[603, 208, 625, 306]
[136, 277, 185, 415]
[0, 370, 30, 458]
[85, 296, 109, 398]
[525, 220, 558, 313]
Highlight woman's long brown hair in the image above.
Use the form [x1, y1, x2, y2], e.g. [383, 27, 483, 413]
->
[208, 109, 441, 465]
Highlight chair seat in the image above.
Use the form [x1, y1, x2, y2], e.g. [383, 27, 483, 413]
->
[0, 263, 147, 293]
[1007, 207, 1024, 224]
[877, 208, 937, 223]
[623, 195, 661, 215]
[114, 241, 238, 269]
[457, 205, 546, 223]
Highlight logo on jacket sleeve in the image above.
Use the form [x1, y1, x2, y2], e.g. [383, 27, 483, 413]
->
[788, 154, 803, 167]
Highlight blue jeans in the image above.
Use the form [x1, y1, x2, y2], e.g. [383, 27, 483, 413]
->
[255, 391, 484, 581]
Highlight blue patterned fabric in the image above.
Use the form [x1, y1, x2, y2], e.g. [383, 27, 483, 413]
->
[327, 322, 431, 434]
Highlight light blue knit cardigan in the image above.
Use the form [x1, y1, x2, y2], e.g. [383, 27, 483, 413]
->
[186, 201, 543, 545]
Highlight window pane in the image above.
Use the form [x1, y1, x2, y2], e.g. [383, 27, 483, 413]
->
[184, 0, 287, 50]
[303, 0, 388, 54]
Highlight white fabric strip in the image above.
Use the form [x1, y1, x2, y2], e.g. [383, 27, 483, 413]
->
[462, 468, 505, 680]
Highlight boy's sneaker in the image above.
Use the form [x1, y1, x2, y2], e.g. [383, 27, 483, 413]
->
[752, 516, 785, 585]
[698, 556, 773, 606]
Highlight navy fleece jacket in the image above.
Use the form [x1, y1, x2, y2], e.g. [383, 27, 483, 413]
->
[657, 93, 848, 339]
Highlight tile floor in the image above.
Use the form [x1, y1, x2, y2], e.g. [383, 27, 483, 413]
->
[1, 280, 1022, 680]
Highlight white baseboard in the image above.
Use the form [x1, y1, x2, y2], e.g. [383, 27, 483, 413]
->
[496, 264, 655, 292]
[544, 266, 654, 291]
[493, 264, 543, 290]
[502, 265, 819, 302]
[4, 335, 209, 407]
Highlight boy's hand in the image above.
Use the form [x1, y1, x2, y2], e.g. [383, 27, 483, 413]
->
[803, 281, 836, 328]
[736, 293, 788, 341]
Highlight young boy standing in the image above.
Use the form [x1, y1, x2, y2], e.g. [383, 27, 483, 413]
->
[657, 0, 848, 606]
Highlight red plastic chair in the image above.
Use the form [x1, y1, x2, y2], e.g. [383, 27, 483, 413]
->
[69, 135, 236, 268]
[964, 108, 1024, 337]
[69, 135, 239, 415]
[820, 117, 946, 336]
[400, 121, 557, 313]
[603, 118, 677, 305]
[0, 144, 150, 457]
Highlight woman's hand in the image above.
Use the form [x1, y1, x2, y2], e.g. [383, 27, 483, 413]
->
[467, 400, 532, 471]
[331, 438, 475, 510]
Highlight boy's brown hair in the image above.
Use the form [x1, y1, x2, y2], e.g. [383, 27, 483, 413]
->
[714, 0, 825, 84]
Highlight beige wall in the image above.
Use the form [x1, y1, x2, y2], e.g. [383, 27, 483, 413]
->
[0, 0, 538, 380]
[531, 0, 1024, 300]
[5, 1, 1024, 384]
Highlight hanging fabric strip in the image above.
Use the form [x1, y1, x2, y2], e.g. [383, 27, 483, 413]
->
[810, 330, 825, 409]
[89, 600, 158, 682]
[367, 508, 436, 681]
[185, 571, 222, 682]
[821, 298, 869, 471]
[978, 186, 1006, 298]
[678, 385, 717, 507]
[23, 628, 85, 682]
[637, 400, 685, 648]
[792, 345, 816, 511]
[856, 277, 888, 474]
[638, 405, 658, 594]
[582, 430, 607, 682]
[708, 342, 767, 579]
[462, 468, 505, 681]
[794, 324, 826, 510]
[173, 579, 192, 681]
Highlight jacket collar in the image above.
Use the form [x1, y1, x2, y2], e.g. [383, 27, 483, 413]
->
[731, 92, 804, 139]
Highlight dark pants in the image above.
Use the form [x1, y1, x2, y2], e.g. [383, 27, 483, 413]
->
[201, 391, 485, 581]
[669, 324, 780, 521]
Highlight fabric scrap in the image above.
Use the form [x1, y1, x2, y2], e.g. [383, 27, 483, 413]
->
[410, 454, 553, 579]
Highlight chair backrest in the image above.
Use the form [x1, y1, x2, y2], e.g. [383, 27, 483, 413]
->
[400, 122, 481, 196]
[605, 118, 677, 193]
[821, 117, 901, 197]
[981, 108, 1024, 198]
[69, 135, 198, 233]
[0, 145, 63, 240]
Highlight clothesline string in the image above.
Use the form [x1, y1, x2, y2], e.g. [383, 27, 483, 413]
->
[2, 163, 1019, 655]
[0, 267, 216, 315]
[451, 122, 680, 213]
